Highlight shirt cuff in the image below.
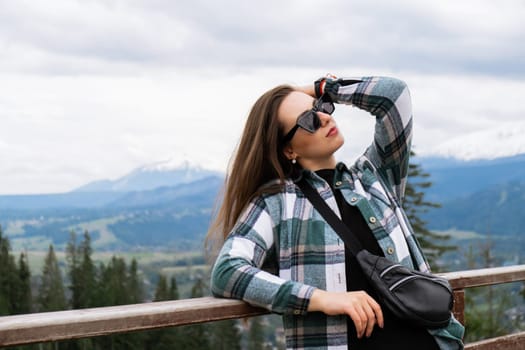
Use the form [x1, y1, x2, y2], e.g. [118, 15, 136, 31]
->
[272, 281, 315, 316]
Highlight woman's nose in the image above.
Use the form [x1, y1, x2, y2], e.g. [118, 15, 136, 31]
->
[318, 112, 332, 126]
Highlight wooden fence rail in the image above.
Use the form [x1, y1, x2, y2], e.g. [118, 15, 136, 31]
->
[0, 264, 524, 349]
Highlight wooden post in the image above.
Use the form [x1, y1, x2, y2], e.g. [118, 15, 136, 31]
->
[452, 289, 465, 325]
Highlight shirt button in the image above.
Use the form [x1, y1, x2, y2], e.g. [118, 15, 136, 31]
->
[293, 310, 301, 315]
[387, 247, 395, 255]
[350, 197, 357, 203]
[369, 216, 377, 224]
[335, 181, 342, 186]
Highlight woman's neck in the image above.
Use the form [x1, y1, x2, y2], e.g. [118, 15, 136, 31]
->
[299, 156, 337, 171]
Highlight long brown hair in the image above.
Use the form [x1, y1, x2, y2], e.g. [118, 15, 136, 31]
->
[206, 84, 295, 251]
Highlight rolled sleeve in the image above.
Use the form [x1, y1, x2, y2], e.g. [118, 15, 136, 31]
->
[210, 198, 315, 315]
[325, 76, 413, 200]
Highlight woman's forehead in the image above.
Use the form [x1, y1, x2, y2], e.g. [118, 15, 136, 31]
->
[278, 91, 315, 122]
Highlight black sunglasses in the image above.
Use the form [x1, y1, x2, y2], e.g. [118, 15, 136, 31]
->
[281, 97, 335, 144]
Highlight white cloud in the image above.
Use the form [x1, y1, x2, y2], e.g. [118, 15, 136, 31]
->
[405, 73, 525, 156]
[0, 0, 523, 194]
[2, 0, 522, 75]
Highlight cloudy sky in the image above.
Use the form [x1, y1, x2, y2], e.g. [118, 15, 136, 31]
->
[0, 0, 524, 194]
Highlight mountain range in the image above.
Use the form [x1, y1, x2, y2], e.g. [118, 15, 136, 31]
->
[74, 159, 223, 193]
[0, 154, 523, 255]
[415, 153, 525, 202]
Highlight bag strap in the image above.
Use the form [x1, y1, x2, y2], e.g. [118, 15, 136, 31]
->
[297, 177, 364, 257]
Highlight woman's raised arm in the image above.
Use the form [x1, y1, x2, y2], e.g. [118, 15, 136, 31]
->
[323, 76, 413, 202]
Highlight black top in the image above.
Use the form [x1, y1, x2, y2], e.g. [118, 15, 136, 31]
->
[315, 169, 439, 350]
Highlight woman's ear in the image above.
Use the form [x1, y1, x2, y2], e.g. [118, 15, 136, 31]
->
[283, 144, 297, 161]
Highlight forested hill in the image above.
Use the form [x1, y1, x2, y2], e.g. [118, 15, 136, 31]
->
[423, 179, 525, 236]
[417, 153, 525, 202]
[416, 153, 525, 236]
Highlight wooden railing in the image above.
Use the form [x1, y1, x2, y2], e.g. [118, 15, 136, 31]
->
[0, 265, 524, 349]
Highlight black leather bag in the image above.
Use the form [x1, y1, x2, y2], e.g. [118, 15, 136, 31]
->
[298, 179, 453, 328]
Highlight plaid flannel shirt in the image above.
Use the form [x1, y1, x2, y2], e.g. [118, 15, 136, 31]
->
[211, 77, 464, 349]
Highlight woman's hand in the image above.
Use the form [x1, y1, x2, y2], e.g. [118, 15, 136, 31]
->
[295, 84, 316, 97]
[308, 289, 384, 339]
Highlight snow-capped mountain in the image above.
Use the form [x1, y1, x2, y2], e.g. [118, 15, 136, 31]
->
[139, 158, 204, 173]
[427, 121, 525, 160]
[73, 158, 223, 193]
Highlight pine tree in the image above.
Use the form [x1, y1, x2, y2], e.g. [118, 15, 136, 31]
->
[404, 150, 455, 269]
[78, 231, 97, 308]
[92, 262, 107, 308]
[168, 276, 179, 300]
[5, 254, 19, 314]
[37, 246, 68, 350]
[93, 257, 144, 350]
[154, 274, 169, 301]
[97, 256, 129, 306]
[190, 278, 206, 298]
[0, 226, 13, 315]
[66, 231, 81, 309]
[110, 256, 129, 305]
[154, 274, 180, 302]
[13, 252, 32, 314]
[128, 258, 143, 304]
[38, 245, 67, 312]
[0, 227, 22, 316]
[66, 231, 98, 350]
[66, 231, 97, 309]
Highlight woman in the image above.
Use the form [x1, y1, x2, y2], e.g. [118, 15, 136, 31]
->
[208, 75, 464, 349]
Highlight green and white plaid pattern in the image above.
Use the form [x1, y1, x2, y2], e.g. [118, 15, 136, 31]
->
[211, 77, 464, 349]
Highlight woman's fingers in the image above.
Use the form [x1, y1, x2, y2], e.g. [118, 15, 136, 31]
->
[368, 297, 384, 329]
[347, 307, 367, 338]
[346, 292, 383, 338]
[308, 289, 383, 338]
[362, 301, 378, 337]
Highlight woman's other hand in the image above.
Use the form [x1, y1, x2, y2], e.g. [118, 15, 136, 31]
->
[308, 289, 384, 339]
[295, 84, 316, 97]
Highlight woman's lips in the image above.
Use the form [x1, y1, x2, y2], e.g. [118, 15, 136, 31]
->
[326, 127, 338, 137]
